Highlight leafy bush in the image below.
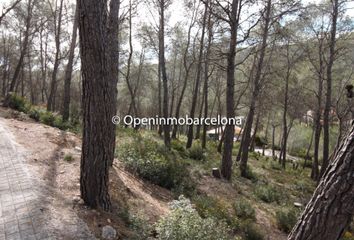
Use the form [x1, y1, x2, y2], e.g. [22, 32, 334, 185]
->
[242, 221, 264, 240]
[289, 148, 312, 160]
[28, 107, 41, 121]
[272, 145, 281, 151]
[7, 94, 30, 113]
[129, 214, 152, 240]
[40, 111, 55, 126]
[70, 104, 81, 126]
[276, 207, 299, 233]
[243, 166, 258, 182]
[118, 136, 195, 195]
[52, 116, 72, 130]
[171, 139, 187, 155]
[270, 161, 282, 170]
[193, 195, 232, 223]
[156, 196, 231, 240]
[233, 198, 256, 221]
[299, 159, 313, 169]
[53, 116, 64, 128]
[188, 141, 204, 160]
[294, 179, 314, 194]
[255, 185, 280, 203]
[38, 111, 72, 130]
[5, 93, 76, 131]
[255, 136, 267, 147]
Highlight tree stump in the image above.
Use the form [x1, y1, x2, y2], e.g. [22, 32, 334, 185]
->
[212, 168, 221, 178]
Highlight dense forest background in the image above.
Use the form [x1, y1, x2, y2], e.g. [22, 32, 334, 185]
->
[0, 0, 354, 239]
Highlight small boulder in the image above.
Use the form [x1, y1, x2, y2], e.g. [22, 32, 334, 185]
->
[102, 225, 117, 240]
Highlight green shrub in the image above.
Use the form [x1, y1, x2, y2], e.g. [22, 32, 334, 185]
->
[272, 145, 281, 151]
[289, 148, 312, 160]
[53, 116, 63, 128]
[129, 214, 152, 240]
[28, 107, 41, 121]
[255, 185, 280, 203]
[294, 179, 314, 194]
[299, 159, 313, 169]
[193, 195, 232, 224]
[40, 111, 55, 126]
[171, 139, 185, 152]
[118, 137, 195, 195]
[233, 199, 256, 221]
[242, 221, 264, 240]
[270, 161, 282, 170]
[7, 94, 30, 113]
[243, 166, 258, 182]
[276, 207, 299, 233]
[188, 142, 204, 160]
[52, 116, 72, 130]
[255, 136, 267, 147]
[156, 196, 231, 240]
[37, 111, 65, 129]
[70, 105, 81, 126]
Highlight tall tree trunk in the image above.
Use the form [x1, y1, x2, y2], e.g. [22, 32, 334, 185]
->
[312, 36, 325, 181]
[272, 124, 277, 159]
[221, 0, 239, 180]
[171, 16, 195, 139]
[7, 0, 33, 96]
[195, 86, 205, 140]
[47, 0, 64, 112]
[27, 48, 35, 104]
[262, 113, 270, 156]
[250, 113, 260, 152]
[62, 5, 79, 122]
[288, 124, 354, 240]
[304, 125, 315, 169]
[20, 57, 24, 97]
[125, 0, 138, 117]
[78, 0, 119, 210]
[186, 1, 208, 148]
[107, 0, 119, 166]
[158, 0, 171, 148]
[169, 49, 178, 118]
[158, 63, 163, 135]
[280, 51, 291, 169]
[39, 20, 48, 103]
[240, 0, 271, 178]
[130, 50, 144, 118]
[321, 0, 338, 178]
[202, 12, 212, 148]
[1, 38, 8, 97]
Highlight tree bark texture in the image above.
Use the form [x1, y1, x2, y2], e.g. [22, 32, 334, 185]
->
[288, 124, 354, 240]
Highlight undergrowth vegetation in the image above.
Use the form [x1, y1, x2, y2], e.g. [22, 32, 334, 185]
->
[114, 126, 319, 239]
[275, 207, 299, 233]
[156, 196, 231, 240]
[117, 134, 195, 197]
[6, 93, 80, 132]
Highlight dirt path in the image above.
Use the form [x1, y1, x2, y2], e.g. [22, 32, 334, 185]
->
[0, 118, 95, 240]
[0, 108, 173, 239]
